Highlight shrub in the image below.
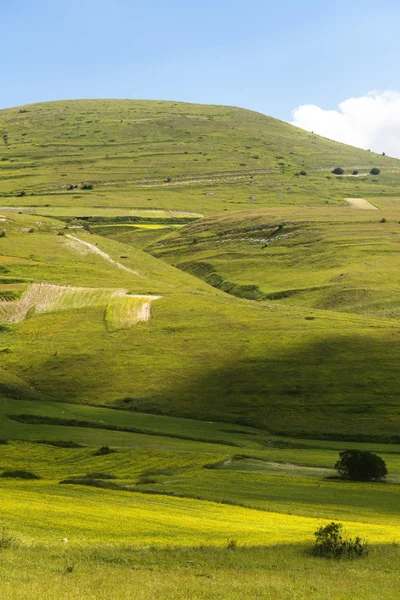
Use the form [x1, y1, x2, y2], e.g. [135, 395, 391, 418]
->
[380, 218, 387, 223]
[352, 170, 359, 175]
[226, 539, 237, 550]
[81, 184, 93, 190]
[0, 231, 5, 238]
[299, 170, 307, 176]
[370, 167, 381, 175]
[335, 450, 387, 481]
[313, 522, 368, 558]
[332, 167, 344, 175]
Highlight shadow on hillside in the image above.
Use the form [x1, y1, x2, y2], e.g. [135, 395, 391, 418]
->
[123, 333, 400, 442]
[11, 330, 400, 442]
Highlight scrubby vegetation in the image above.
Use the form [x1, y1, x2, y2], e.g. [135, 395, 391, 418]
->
[313, 522, 368, 558]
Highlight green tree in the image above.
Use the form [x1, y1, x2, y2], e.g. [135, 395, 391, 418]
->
[335, 450, 387, 481]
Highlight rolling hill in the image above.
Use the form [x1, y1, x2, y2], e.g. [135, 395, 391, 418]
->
[1, 99, 400, 441]
[2, 100, 400, 599]
[1, 99, 399, 217]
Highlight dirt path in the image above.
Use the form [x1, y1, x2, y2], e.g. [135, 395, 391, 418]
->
[65, 235, 142, 277]
[345, 198, 379, 210]
[65, 234, 174, 288]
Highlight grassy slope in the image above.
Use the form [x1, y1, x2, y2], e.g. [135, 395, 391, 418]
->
[0, 408, 399, 548]
[144, 207, 400, 317]
[0, 420, 399, 598]
[1, 99, 399, 218]
[1, 213, 400, 439]
[1, 544, 399, 600]
[1, 95, 400, 596]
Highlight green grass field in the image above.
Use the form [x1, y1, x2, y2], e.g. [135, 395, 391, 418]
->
[0, 414, 399, 598]
[1, 99, 400, 598]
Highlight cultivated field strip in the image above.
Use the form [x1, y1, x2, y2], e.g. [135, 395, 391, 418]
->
[345, 197, 379, 210]
[0, 283, 161, 329]
[105, 295, 160, 331]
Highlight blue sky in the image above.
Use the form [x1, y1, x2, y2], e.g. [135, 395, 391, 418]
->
[2, 0, 400, 124]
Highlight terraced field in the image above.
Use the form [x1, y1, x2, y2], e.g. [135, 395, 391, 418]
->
[0, 282, 160, 329]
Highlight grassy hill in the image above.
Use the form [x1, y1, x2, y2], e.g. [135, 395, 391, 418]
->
[2, 99, 400, 598]
[1, 99, 400, 218]
[1, 101, 400, 441]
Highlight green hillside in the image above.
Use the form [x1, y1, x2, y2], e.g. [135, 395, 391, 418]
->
[2, 99, 400, 598]
[1, 99, 400, 218]
[0, 212, 400, 440]
[143, 207, 400, 318]
[1, 101, 400, 441]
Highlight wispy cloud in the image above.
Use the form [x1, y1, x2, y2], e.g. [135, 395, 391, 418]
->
[291, 91, 400, 158]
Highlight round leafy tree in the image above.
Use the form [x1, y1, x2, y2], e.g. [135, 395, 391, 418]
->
[335, 450, 387, 482]
[332, 167, 344, 175]
[370, 167, 381, 175]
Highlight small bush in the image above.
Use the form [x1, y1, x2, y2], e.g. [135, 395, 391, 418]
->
[0, 231, 5, 238]
[1, 470, 41, 480]
[380, 218, 387, 223]
[81, 184, 93, 190]
[332, 167, 344, 175]
[313, 522, 368, 558]
[352, 170, 359, 175]
[299, 170, 307, 176]
[227, 539, 237, 550]
[370, 167, 381, 175]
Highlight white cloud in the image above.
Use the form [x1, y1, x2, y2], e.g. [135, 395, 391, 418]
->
[291, 91, 400, 158]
